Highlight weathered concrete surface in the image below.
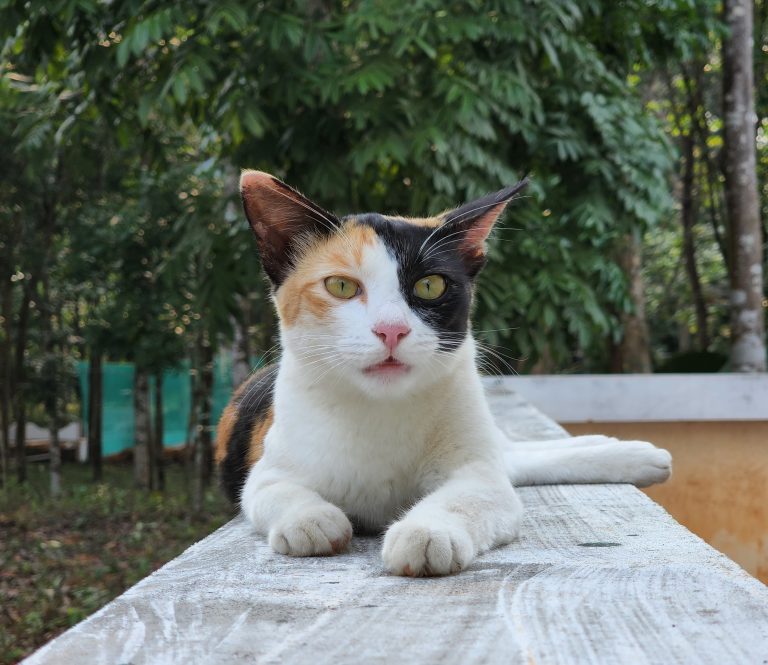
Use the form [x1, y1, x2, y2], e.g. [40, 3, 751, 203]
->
[24, 386, 768, 664]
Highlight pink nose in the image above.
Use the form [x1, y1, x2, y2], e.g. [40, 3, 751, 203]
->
[373, 322, 411, 353]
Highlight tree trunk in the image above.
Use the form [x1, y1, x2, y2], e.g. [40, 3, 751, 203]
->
[190, 366, 205, 513]
[153, 370, 165, 491]
[188, 339, 204, 512]
[13, 277, 37, 483]
[42, 273, 62, 497]
[188, 373, 202, 512]
[190, 331, 215, 513]
[133, 367, 152, 488]
[231, 298, 252, 388]
[723, 0, 767, 371]
[680, 127, 710, 350]
[690, 69, 729, 271]
[0, 274, 12, 488]
[88, 350, 103, 482]
[200, 338, 215, 485]
[617, 230, 652, 373]
[530, 346, 555, 374]
[49, 387, 62, 497]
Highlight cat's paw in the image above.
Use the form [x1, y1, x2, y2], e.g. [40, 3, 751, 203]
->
[268, 504, 352, 556]
[619, 440, 672, 487]
[381, 518, 475, 577]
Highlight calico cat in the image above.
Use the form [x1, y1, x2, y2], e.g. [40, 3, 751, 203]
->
[215, 170, 672, 577]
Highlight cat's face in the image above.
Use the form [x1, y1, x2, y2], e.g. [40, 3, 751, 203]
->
[240, 171, 527, 398]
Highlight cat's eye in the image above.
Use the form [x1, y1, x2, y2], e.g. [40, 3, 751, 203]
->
[324, 276, 361, 299]
[413, 275, 447, 300]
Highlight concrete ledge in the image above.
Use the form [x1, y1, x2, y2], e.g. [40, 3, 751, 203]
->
[24, 389, 768, 664]
[492, 374, 768, 422]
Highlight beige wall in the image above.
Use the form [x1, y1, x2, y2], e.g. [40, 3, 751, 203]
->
[564, 421, 768, 584]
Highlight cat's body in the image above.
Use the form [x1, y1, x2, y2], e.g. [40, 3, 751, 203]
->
[218, 336, 513, 531]
[215, 170, 671, 576]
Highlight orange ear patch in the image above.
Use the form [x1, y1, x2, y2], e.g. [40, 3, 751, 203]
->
[274, 221, 376, 327]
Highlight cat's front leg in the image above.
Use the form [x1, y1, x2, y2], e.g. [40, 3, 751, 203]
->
[381, 461, 522, 577]
[241, 464, 353, 556]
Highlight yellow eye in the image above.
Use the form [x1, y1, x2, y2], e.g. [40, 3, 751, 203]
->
[324, 276, 360, 299]
[413, 275, 447, 300]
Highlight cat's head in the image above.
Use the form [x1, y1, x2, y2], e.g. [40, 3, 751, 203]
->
[240, 170, 527, 398]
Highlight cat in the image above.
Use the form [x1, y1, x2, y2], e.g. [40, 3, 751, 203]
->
[214, 170, 672, 577]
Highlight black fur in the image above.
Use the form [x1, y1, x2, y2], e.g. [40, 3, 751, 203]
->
[220, 364, 278, 504]
[352, 214, 475, 351]
[442, 179, 529, 229]
[348, 180, 528, 351]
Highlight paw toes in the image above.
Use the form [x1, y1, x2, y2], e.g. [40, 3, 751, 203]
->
[269, 505, 352, 557]
[329, 531, 352, 554]
[270, 533, 290, 555]
[382, 521, 474, 577]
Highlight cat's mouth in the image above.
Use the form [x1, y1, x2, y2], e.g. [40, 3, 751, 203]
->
[363, 356, 411, 376]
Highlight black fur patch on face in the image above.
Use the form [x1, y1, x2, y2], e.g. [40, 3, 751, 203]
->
[351, 214, 478, 352]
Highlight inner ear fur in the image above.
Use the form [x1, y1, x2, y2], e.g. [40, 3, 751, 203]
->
[240, 170, 339, 285]
[438, 177, 529, 275]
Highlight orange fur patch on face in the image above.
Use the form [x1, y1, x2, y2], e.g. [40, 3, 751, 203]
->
[275, 221, 377, 327]
[247, 405, 274, 466]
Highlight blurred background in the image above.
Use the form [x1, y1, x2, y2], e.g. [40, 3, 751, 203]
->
[1, 0, 767, 661]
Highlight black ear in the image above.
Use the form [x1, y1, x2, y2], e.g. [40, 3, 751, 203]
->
[438, 177, 529, 277]
[240, 170, 339, 285]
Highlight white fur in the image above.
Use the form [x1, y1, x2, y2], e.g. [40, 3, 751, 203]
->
[240, 239, 671, 576]
[505, 435, 672, 488]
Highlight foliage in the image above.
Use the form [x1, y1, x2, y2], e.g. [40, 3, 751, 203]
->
[639, 1, 768, 365]
[0, 462, 232, 663]
[1, 0, 711, 371]
[0, 0, 763, 655]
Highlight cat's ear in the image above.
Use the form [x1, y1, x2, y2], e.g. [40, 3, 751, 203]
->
[240, 170, 339, 285]
[439, 177, 529, 277]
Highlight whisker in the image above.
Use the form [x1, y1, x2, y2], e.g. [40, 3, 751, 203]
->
[267, 185, 338, 232]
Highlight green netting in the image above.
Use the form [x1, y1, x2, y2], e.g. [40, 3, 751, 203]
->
[77, 356, 245, 456]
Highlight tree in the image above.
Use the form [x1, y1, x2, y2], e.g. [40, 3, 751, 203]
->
[616, 231, 653, 372]
[0, 0, 757, 504]
[723, 0, 767, 371]
[2, 0, 686, 373]
[87, 349, 103, 482]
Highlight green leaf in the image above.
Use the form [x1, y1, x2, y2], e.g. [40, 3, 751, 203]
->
[172, 76, 187, 105]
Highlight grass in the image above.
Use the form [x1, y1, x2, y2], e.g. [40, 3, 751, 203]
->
[0, 461, 233, 664]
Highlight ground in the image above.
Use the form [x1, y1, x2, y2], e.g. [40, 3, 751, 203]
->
[0, 462, 233, 664]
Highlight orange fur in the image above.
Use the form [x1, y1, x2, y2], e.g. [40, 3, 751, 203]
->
[247, 405, 274, 466]
[214, 378, 250, 464]
[398, 215, 442, 228]
[214, 404, 238, 464]
[275, 222, 376, 326]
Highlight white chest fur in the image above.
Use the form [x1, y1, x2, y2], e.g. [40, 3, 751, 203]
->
[259, 343, 497, 528]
